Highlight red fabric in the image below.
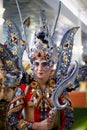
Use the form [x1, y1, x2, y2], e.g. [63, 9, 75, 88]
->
[19, 84, 32, 103]
[19, 84, 26, 91]
[58, 97, 66, 130]
[59, 110, 66, 130]
[25, 87, 32, 103]
[19, 84, 41, 122]
[34, 109, 40, 122]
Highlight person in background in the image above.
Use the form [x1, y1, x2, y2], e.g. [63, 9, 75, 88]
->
[0, 31, 23, 130]
[0, 58, 16, 130]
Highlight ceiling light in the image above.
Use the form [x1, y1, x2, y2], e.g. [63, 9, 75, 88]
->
[0, 8, 5, 16]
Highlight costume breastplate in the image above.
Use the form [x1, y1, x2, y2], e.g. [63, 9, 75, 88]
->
[26, 78, 56, 121]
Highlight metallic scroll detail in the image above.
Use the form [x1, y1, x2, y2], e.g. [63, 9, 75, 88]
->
[52, 61, 79, 110]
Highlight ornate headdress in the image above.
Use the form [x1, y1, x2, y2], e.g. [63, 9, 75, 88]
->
[29, 4, 79, 76]
[29, 10, 59, 66]
[29, 31, 58, 66]
[14, 0, 79, 79]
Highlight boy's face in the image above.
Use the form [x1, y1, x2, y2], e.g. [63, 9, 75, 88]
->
[33, 59, 52, 80]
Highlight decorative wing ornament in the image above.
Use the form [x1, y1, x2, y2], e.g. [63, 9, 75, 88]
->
[0, 19, 26, 87]
[0, 43, 22, 87]
[0, 0, 31, 87]
[54, 27, 79, 79]
[48, 27, 79, 118]
[5, 19, 26, 70]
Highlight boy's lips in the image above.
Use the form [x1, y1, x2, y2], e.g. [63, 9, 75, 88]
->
[38, 71, 44, 75]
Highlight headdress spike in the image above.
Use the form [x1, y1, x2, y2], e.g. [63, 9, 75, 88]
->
[39, 9, 49, 36]
[51, 1, 61, 38]
[15, 0, 30, 59]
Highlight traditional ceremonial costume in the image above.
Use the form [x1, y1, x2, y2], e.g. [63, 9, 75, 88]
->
[0, 2, 80, 130]
[7, 77, 74, 130]
[6, 12, 79, 130]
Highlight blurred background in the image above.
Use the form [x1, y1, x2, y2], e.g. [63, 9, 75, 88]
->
[0, 0, 87, 130]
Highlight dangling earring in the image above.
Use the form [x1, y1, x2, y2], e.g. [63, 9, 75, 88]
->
[50, 69, 55, 78]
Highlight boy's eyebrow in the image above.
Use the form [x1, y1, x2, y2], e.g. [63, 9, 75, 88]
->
[34, 61, 47, 64]
[34, 59, 47, 62]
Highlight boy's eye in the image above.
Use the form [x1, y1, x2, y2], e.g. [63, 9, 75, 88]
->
[34, 62, 39, 67]
[42, 62, 48, 67]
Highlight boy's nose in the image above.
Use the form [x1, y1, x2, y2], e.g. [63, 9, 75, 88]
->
[38, 63, 43, 70]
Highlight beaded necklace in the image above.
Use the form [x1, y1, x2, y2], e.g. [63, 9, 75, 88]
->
[30, 78, 55, 120]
